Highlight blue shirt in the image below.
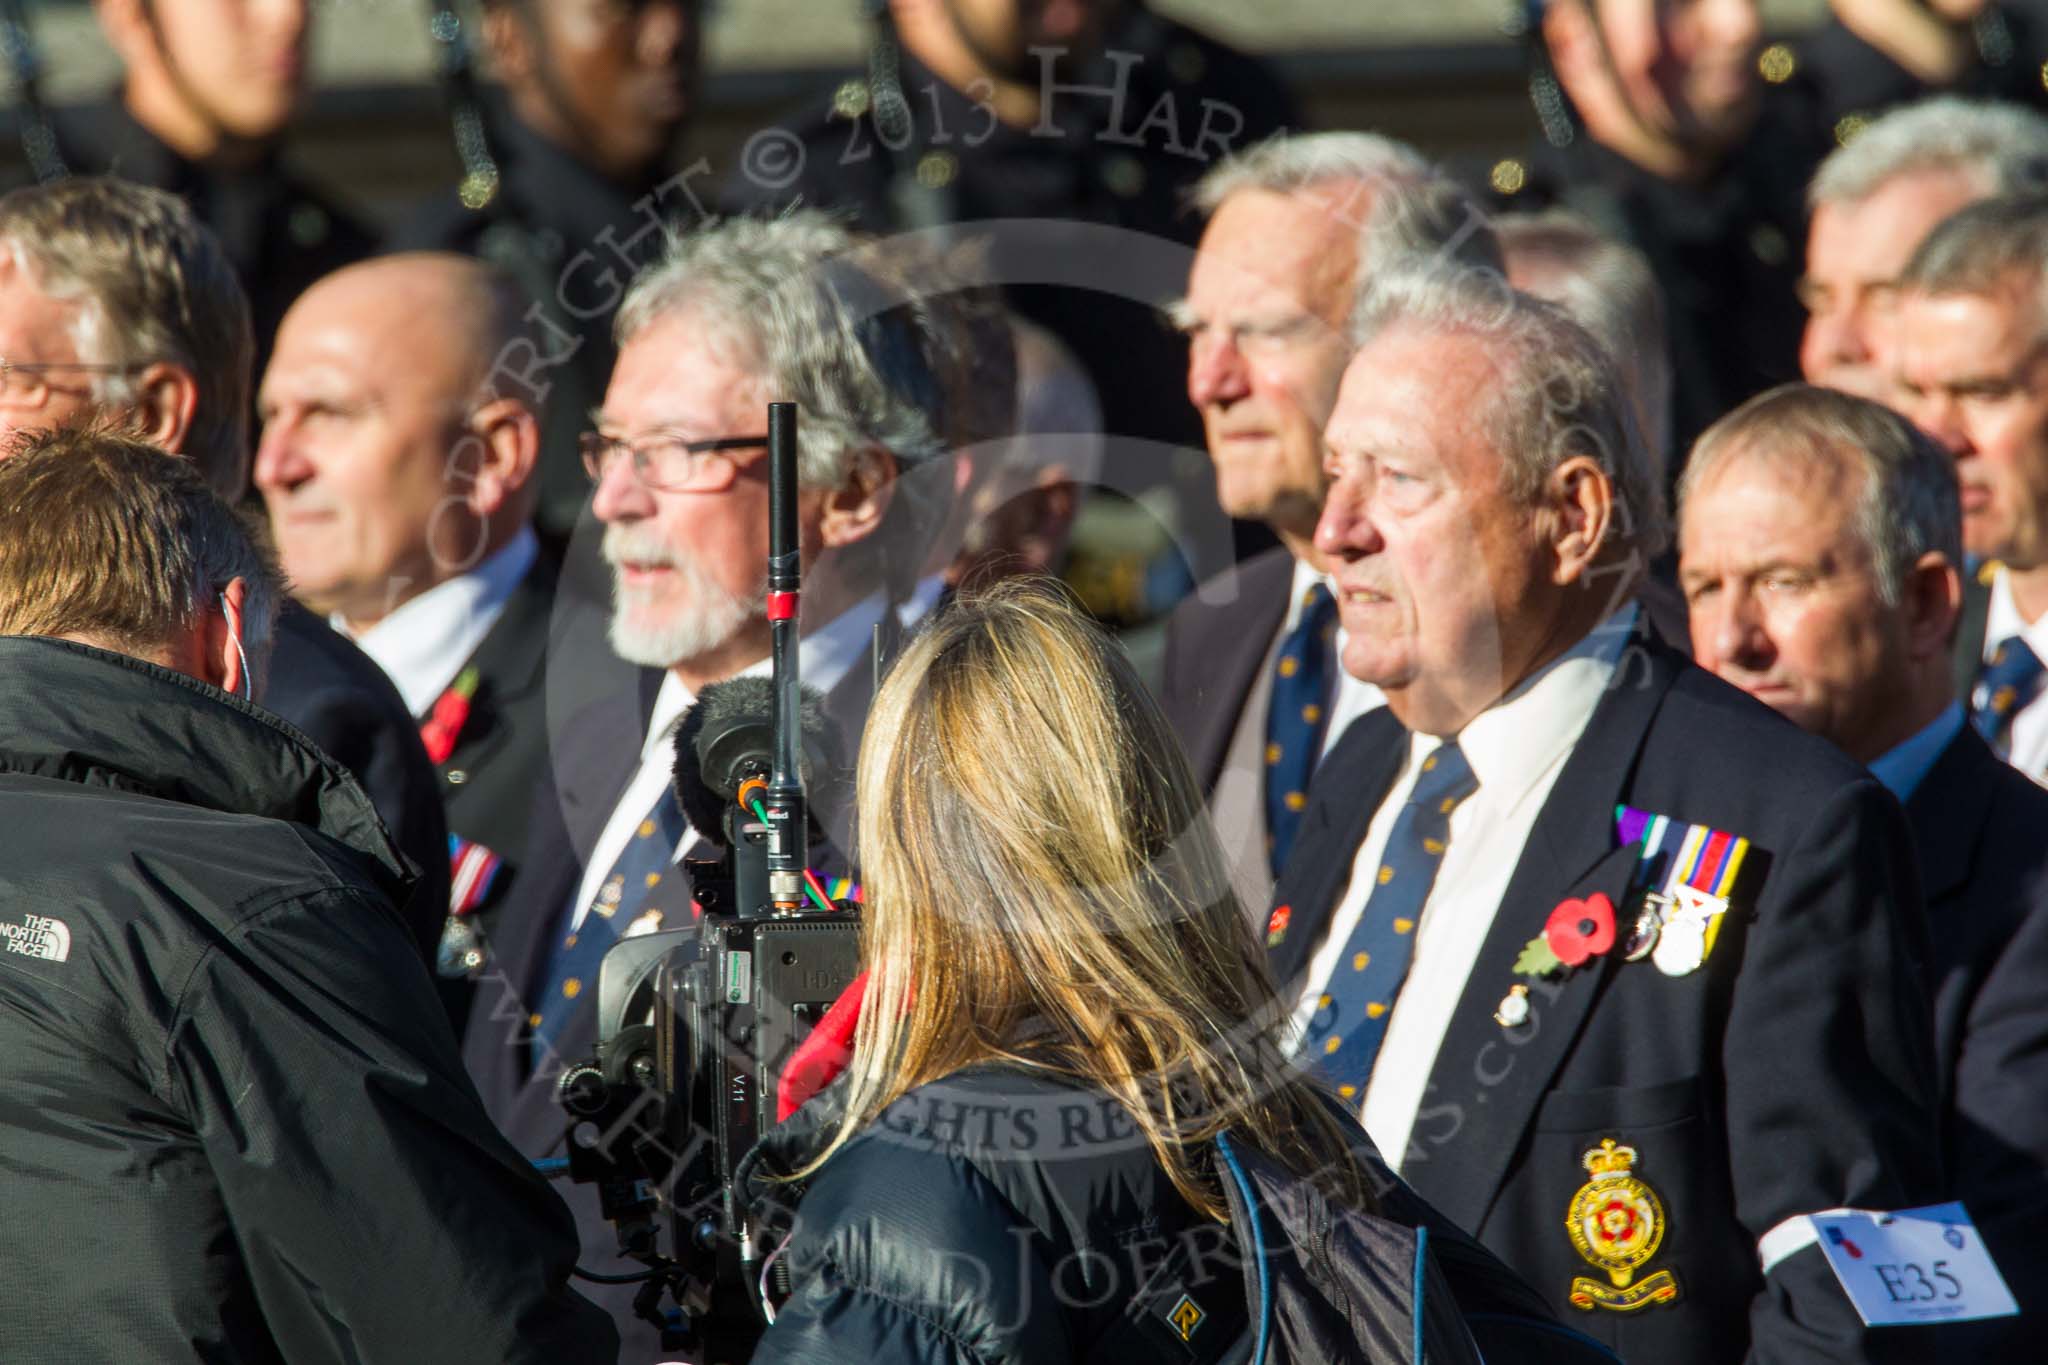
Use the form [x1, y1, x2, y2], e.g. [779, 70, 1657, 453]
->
[1869, 703, 1966, 802]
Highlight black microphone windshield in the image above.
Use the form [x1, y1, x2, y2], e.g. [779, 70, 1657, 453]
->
[670, 677, 839, 841]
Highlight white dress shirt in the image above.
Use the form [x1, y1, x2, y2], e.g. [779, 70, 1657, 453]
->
[1287, 606, 1636, 1171]
[565, 590, 889, 935]
[1211, 557, 1384, 912]
[1980, 567, 2048, 783]
[341, 528, 540, 719]
[895, 573, 949, 632]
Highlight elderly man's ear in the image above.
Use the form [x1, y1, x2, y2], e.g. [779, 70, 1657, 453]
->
[818, 444, 899, 548]
[458, 398, 541, 518]
[131, 362, 201, 455]
[1906, 552, 1964, 661]
[1547, 454, 1618, 586]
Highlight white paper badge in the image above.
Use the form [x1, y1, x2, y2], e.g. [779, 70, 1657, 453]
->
[1809, 1203, 2018, 1326]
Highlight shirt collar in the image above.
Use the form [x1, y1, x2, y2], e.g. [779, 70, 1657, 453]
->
[800, 590, 890, 700]
[342, 528, 539, 717]
[1983, 565, 2048, 662]
[895, 573, 950, 632]
[1282, 556, 1333, 634]
[1440, 604, 1639, 804]
[638, 589, 890, 764]
[1869, 702, 1966, 802]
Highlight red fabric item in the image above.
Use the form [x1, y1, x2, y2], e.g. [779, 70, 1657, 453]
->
[777, 970, 868, 1122]
[418, 667, 480, 765]
[1544, 893, 1617, 967]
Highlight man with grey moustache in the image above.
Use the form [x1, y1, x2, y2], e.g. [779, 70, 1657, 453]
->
[462, 211, 958, 1363]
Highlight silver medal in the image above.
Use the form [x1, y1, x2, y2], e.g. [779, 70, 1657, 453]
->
[436, 915, 487, 979]
[1652, 915, 1706, 977]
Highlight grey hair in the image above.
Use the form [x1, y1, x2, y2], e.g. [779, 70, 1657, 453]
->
[1350, 261, 1669, 562]
[1496, 209, 1673, 480]
[1193, 130, 1504, 284]
[1194, 130, 1431, 210]
[1809, 95, 2048, 208]
[1896, 191, 2048, 342]
[1680, 384, 1960, 606]
[0, 177, 254, 501]
[615, 213, 953, 595]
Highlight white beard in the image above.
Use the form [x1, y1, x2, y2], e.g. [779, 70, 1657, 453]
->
[602, 523, 755, 668]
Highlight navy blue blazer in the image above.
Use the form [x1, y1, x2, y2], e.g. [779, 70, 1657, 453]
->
[1155, 549, 1691, 802]
[1269, 632, 1942, 1364]
[1155, 544, 1294, 799]
[1905, 725, 2048, 1351]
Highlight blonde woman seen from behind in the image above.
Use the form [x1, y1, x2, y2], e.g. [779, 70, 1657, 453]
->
[739, 581, 1596, 1364]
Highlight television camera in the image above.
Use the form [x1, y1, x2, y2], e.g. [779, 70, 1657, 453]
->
[551, 402, 865, 1362]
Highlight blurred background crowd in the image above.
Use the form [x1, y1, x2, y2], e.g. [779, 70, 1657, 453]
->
[17, 0, 2048, 639]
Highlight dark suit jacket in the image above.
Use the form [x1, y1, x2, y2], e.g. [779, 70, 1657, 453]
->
[436, 552, 560, 922]
[425, 552, 560, 1028]
[462, 644, 880, 1363]
[268, 604, 448, 960]
[1905, 726, 2048, 1347]
[1155, 545, 1293, 798]
[51, 103, 376, 364]
[1269, 632, 1942, 1364]
[1156, 550, 1690, 801]
[1952, 572, 1992, 704]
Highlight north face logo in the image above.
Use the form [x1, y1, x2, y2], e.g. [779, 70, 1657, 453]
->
[1, 913, 70, 963]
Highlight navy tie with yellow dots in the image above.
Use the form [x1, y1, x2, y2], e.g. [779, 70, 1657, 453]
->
[1972, 636, 2046, 755]
[1302, 740, 1478, 1105]
[1265, 583, 1338, 879]
[530, 788, 688, 1070]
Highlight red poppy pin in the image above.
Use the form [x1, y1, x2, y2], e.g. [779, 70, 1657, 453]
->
[419, 666, 481, 766]
[1267, 904, 1292, 947]
[1513, 893, 1617, 977]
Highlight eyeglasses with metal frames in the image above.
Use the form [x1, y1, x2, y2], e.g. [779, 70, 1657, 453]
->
[0, 358, 148, 411]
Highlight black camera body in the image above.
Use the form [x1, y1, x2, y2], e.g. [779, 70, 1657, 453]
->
[559, 862, 860, 1357]
[556, 777, 862, 1360]
[680, 876, 865, 1207]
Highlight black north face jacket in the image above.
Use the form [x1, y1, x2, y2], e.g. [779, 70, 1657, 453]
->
[0, 638, 617, 1365]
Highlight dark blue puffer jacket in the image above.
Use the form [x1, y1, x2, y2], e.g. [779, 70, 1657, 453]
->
[739, 1066, 1617, 1364]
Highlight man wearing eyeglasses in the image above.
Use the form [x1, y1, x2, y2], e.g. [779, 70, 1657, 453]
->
[462, 211, 955, 1363]
[256, 252, 556, 1020]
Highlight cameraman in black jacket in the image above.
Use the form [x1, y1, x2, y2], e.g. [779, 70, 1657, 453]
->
[0, 430, 616, 1365]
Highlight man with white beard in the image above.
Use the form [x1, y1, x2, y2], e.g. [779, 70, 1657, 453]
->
[460, 212, 956, 1364]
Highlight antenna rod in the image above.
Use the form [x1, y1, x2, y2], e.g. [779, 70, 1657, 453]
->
[763, 402, 806, 911]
